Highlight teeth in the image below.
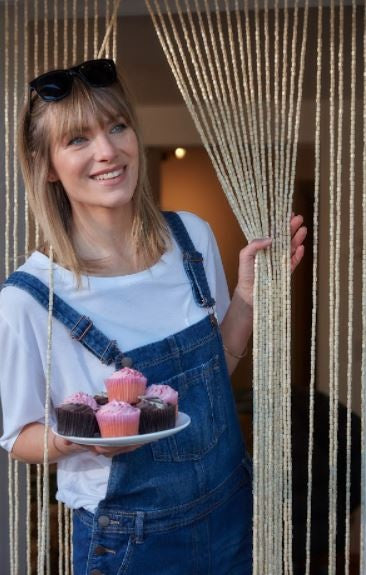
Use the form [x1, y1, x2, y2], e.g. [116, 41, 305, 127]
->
[93, 168, 123, 181]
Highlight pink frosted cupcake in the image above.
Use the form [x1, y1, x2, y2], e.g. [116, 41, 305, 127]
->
[96, 400, 140, 437]
[62, 392, 98, 412]
[144, 384, 179, 415]
[105, 367, 147, 404]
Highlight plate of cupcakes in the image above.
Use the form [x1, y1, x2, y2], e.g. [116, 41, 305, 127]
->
[53, 367, 190, 446]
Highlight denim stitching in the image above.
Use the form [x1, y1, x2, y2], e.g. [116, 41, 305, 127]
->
[85, 462, 248, 536]
[116, 537, 134, 575]
[70, 316, 93, 341]
[134, 330, 218, 371]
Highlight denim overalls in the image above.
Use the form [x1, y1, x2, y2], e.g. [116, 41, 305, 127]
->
[5, 212, 253, 575]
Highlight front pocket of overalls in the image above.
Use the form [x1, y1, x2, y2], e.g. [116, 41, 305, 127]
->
[150, 354, 227, 462]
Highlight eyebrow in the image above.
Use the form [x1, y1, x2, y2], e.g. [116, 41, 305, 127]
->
[56, 115, 128, 144]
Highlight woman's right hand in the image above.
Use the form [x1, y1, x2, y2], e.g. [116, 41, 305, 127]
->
[54, 434, 143, 458]
[11, 422, 143, 464]
[52, 433, 90, 458]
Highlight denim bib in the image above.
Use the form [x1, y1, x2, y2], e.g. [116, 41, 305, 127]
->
[4, 212, 253, 575]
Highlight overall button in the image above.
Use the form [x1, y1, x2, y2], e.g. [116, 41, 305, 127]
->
[90, 570, 104, 575]
[94, 545, 108, 556]
[121, 356, 133, 367]
[98, 515, 110, 527]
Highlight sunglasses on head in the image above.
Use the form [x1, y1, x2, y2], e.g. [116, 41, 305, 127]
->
[29, 58, 117, 103]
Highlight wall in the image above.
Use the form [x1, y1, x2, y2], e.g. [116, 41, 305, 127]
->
[159, 147, 252, 396]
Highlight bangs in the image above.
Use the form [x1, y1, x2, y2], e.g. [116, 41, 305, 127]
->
[45, 78, 133, 144]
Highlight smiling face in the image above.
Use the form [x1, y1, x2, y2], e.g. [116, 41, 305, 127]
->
[19, 73, 165, 275]
[48, 114, 139, 215]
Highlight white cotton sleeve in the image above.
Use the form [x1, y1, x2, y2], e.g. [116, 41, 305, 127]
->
[0, 293, 50, 452]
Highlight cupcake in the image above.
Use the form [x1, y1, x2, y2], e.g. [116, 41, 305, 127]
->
[56, 403, 100, 437]
[105, 367, 147, 404]
[136, 397, 176, 434]
[62, 391, 99, 411]
[96, 400, 140, 437]
[93, 391, 109, 406]
[144, 384, 179, 415]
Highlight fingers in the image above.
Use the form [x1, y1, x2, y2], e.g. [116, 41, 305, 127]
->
[291, 224, 307, 256]
[240, 238, 272, 260]
[90, 444, 142, 457]
[290, 213, 304, 237]
[239, 214, 306, 272]
[291, 244, 305, 272]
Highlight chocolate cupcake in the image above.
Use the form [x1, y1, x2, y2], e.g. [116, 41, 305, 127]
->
[93, 392, 109, 406]
[144, 384, 179, 415]
[56, 404, 100, 437]
[136, 397, 176, 434]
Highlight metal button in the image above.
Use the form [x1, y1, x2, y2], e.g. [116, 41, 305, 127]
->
[121, 356, 133, 367]
[90, 570, 104, 575]
[94, 545, 107, 556]
[97, 515, 110, 527]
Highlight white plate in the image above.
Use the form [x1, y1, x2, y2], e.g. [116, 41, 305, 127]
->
[53, 412, 191, 447]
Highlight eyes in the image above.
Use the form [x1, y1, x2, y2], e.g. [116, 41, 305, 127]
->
[67, 122, 128, 146]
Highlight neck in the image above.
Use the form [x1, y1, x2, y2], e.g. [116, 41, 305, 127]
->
[71, 204, 140, 275]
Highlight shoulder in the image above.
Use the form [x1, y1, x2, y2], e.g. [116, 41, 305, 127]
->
[171, 211, 214, 251]
[175, 210, 209, 232]
[1, 283, 45, 336]
[0, 252, 55, 329]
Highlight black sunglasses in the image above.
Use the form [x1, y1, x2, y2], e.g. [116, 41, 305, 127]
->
[29, 58, 117, 103]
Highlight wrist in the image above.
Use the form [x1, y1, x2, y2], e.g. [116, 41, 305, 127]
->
[232, 288, 254, 316]
[222, 343, 247, 360]
[52, 434, 68, 458]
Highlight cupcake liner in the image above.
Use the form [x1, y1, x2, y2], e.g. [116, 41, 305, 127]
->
[96, 400, 140, 437]
[136, 398, 176, 434]
[105, 368, 147, 404]
[56, 404, 100, 437]
[105, 378, 147, 403]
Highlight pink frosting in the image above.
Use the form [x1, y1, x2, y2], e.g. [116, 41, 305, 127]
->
[145, 384, 178, 405]
[107, 367, 147, 382]
[62, 392, 98, 411]
[97, 400, 140, 416]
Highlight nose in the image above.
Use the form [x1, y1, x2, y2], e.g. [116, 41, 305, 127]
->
[93, 133, 118, 162]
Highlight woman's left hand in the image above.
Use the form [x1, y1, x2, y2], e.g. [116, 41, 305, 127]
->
[235, 214, 307, 307]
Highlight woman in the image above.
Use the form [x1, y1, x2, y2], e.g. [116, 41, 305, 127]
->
[0, 58, 306, 574]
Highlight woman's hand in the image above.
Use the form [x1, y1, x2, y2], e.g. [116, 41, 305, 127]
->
[86, 443, 143, 457]
[235, 214, 307, 307]
[55, 436, 143, 458]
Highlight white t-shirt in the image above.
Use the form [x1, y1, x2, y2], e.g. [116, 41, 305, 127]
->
[0, 211, 231, 512]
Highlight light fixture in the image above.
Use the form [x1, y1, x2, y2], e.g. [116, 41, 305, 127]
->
[174, 147, 187, 159]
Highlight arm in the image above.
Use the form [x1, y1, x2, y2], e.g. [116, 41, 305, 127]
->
[221, 214, 307, 375]
[11, 422, 88, 464]
[11, 422, 141, 463]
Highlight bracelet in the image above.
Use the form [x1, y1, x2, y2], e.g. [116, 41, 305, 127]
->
[223, 344, 247, 360]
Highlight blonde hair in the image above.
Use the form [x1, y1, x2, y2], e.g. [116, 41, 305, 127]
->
[18, 69, 169, 279]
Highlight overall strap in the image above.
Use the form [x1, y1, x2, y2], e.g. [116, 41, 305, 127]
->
[2, 271, 128, 368]
[163, 211, 215, 309]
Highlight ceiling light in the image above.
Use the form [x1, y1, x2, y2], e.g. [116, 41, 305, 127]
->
[174, 147, 187, 160]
